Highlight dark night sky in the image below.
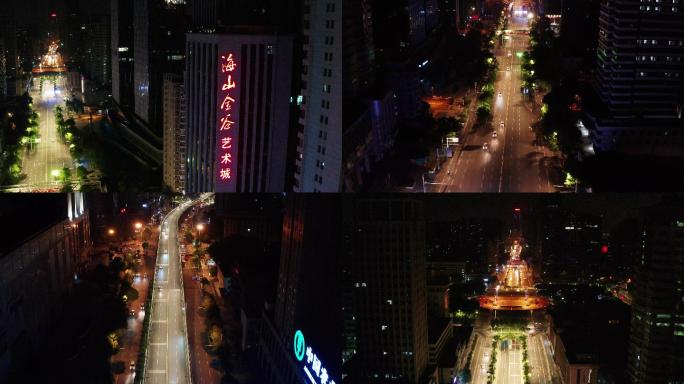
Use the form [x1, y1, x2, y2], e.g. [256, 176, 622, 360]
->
[11, 0, 110, 24]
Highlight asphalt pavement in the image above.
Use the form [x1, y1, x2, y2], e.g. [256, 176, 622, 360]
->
[18, 75, 74, 190]
[144, 199, 201, 384]
[429, 9, 559, 192]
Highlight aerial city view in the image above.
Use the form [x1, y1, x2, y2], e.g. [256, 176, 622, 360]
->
[1, 0, 684, 383]
[1, 193, 683, 383]
[1, 0, 343, 192]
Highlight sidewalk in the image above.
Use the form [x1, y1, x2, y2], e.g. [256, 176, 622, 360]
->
[110, 228, 159, 384]
[183, 234, 251, 383]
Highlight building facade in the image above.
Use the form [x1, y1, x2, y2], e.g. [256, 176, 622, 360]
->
[185, 31, 293, 193]
[133, 0, 187, 129]
[346, 198, 429, 383]
[111, 0, 134, 109]
[256, 195, 342, 384]
[627, 205, 684, 383]
[294, 0, 343, 192]
[0, 194, 90, 381]
[84, 15, 110, 86]
[162, 73, 186, 193]
[587, 0, 684, 152]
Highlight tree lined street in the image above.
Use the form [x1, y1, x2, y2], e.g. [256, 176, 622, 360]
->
[16, 75, 75, 191]
[425, 1, 561, 192]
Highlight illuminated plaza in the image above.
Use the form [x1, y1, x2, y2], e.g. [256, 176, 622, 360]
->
[479, 238, 549, 311]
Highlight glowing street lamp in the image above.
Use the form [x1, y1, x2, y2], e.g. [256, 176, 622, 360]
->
[196, 223, 205, 243]
[108, 228, 116, 236]
[134, 222, 143, 230]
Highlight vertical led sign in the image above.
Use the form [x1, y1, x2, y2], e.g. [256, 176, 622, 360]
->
[216, 51, 240, 191]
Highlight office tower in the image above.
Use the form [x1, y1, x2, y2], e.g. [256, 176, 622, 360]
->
[256, 195, 341, 384]
[586, 0, 684, 152]
[185, 30, 293, 193]
[83, 15, 110, 85]
[111, 0, 134, 109]
[347, 199, 428, 383]
[190, 0, 226, 29]
[133, 0, 187, 129]
[343, 0, 375, 99]
[0, 6, 18, 98]
[294, 0, 343, 192]
[163, 73, 186, 193]
[627, 205, 684, 383]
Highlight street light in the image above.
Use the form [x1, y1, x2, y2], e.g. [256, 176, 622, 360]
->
[196, 223, 205, 244]
[108, 228, 115, 236]
[134, 222, 143, 230]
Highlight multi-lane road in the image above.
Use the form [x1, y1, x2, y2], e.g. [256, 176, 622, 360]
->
[429, 4, 558, 192]
[144, 198, 201, 384]
[528, 333, 555, 384]
[17, 75, 75, 191]
[496, 340, 523, 384]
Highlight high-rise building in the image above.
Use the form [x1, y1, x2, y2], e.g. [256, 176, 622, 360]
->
[162, 73, 186, 193]
[190, 0, 226, 29]
[185, 30, 293, 193]
[343, 0, 375, 100]
[83, 15, 110, 85]
[586, 0, 684, 152]
[0, 6, 18, 98]
[256, 195, 341, 384]
[293, 0, 343, 192]
[627, 204, 684, 383]
[346, 198, 428, 383]
[111, 0, 134, 109]
[133, 0, 187, 130]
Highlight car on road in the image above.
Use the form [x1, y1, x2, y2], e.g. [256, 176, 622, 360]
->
[498, 92, 502, 98]
[492, 131, 498, 138]
[129, 309, 136, 317]
[143, 273, 147, 279]
[482, 142, 489, 151]
[506, 66, 510, 71]
[129, 361, 136, 371]
[500, 121, 505, 129]
[508, 51, 512, 57]
[140, 304, 145, 312]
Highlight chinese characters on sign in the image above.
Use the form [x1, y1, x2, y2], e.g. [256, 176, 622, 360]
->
[293, 330, 336, 384]
[217, 52, 237, 187]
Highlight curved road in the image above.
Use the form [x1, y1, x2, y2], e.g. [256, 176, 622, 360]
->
[144, 197, 207, 384]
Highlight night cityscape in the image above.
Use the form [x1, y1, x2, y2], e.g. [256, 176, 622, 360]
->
[0, 0, 682, 192]
[0, 193, 683, 383]
[1, 0, 684, 383]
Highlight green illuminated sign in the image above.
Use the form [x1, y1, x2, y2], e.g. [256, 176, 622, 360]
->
[294, 329, 306, 361]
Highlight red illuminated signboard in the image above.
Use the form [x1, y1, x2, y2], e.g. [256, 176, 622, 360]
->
[216, 52, 239, 191]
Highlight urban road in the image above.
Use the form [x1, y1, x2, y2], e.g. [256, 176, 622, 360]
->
[467, 313, 559, 384]
[430, 5, 557, 192]
[16, 75, 74, 191]
[143, 198, 204, 384]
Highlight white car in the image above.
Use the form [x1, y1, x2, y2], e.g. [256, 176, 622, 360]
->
[500, 121, 505, 129]
[482, 142, 489, 151]
[492, 131, 498, 138]
[506, 66, 510, 71]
